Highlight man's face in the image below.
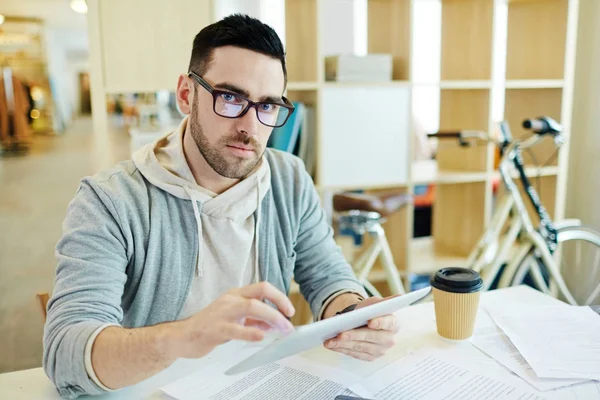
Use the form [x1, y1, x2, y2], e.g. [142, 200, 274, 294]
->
[183, 46, 286, 179]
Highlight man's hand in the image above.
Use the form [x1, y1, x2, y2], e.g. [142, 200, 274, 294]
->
[171, 282, 296, 359]
[91, 282, 295, 390]
[323, 297, 399, 361]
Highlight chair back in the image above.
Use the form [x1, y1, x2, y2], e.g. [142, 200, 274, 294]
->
[37, 292, 49, 321]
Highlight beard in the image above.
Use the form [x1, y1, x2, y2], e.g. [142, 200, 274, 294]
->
[189, 95, 263, 179]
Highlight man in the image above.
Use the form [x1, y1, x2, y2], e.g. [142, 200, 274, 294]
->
[43, 14, 399, 399]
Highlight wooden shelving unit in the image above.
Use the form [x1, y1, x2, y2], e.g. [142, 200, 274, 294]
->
[280, 0, 578, 308]
[87, 0, 580, 324]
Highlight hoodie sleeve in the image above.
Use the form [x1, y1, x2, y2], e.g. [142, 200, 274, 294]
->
[43, 178, 128, 399]
[292, 164, 368, 319]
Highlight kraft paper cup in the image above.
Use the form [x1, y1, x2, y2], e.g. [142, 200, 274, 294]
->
[430, 268, 483, 340]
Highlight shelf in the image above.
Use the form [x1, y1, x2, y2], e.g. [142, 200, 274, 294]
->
[505, 80, 564, 89]
[413, 81, 492, 89]
[316, 181, 409, 193]
[412, 160, 488, 185]
[492, 165, 559, 181]
[440, 80, 492, 89]
[286, 82, 320, 91]
[322, 81, 411, 88]
[409, 237, 468, 275]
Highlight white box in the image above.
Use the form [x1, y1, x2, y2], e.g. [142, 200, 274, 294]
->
[325, 54, 393, 82]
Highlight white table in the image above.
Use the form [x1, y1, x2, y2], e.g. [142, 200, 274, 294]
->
[0, 286, 562, 399]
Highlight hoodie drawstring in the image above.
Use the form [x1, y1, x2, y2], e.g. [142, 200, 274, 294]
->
[184, 186, 204, 277]
[254, 175, 261, 283]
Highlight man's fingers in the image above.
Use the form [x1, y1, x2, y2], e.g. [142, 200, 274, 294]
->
[331, 348, 376, 362]
[355, 297, 384, 309]
[368, 315, 399, 332]
[336, 327, 396, 346]
[325, 339, 385, 357]
[237, 282, 296, 318]
[231, 297, 294, 333]
[244, 318, 273, 331]
[223, 323, 265, 342]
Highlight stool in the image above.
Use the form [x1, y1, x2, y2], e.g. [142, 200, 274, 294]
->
[333, 191, 413, 297]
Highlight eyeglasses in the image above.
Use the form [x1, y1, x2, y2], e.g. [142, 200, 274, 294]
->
[188, 71, 295, 128]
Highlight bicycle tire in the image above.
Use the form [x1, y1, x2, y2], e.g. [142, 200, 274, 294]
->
[510, 223, 600, 305]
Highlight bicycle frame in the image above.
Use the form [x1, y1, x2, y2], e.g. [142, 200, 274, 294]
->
[463, 138, 579, 304]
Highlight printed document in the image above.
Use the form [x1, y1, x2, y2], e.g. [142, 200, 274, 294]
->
[349, 347, 544, 400]
[161, 352, 360, 400]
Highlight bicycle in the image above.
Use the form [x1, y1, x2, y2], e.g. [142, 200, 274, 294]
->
[332, 191, 412, 297]
[430, 117, 600, 306]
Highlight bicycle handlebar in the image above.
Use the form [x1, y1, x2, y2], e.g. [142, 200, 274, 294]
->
[522, 116, 562, 136]
[427, 116, 563, 151]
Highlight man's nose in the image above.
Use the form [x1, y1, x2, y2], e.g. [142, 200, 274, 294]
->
[236, 107, 261, 136]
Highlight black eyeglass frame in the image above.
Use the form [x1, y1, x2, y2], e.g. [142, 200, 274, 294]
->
[188, 71, 295, 128]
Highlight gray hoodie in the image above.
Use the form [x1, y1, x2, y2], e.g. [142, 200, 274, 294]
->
[43, 118, 367, 399]
[134, 118, 272, 318]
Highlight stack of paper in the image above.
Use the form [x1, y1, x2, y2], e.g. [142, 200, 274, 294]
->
[472, 304, 600, 396]
[490, 305, 600, 381]
[471, 310, 586, 391]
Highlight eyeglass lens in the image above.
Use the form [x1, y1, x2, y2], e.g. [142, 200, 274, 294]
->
[214, 93, 290, 127]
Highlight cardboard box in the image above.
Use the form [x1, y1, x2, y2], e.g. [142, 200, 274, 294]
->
[325, 54, 393, 82]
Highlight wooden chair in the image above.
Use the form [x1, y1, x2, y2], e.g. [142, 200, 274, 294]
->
[37, 292, 49, 322]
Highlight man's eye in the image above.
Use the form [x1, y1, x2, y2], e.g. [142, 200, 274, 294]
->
[260, 104, 279, 113]
[220, 93, 241, 103]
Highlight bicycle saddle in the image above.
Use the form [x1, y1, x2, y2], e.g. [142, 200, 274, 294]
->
[333, 191, 413, 217]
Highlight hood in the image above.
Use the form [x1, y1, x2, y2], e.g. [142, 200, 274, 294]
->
[132, 116, 271, 277]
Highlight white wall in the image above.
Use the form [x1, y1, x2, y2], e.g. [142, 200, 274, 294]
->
[44, 27, 89, 132]
[213, 0, 285, 45]
[564, 0, 600, 302]
[213, 0, 364, 57]
[320, 0, 357, 56]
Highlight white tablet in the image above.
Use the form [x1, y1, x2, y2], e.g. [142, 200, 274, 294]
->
[224, 286, 431, 375]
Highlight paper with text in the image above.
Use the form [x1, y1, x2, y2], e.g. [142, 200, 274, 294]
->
[472, 310, 586, 391]
[161, 355, 361, 400]
[490, 305, 600, 381]
[350, 348, 544, 400]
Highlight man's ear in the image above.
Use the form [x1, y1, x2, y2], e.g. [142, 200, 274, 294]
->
[176, 74, 192, 115]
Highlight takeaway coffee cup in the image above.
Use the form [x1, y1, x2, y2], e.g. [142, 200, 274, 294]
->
[430, 267, 484, 340]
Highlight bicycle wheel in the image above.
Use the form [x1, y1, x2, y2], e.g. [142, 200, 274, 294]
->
[511, 223, 600, 305]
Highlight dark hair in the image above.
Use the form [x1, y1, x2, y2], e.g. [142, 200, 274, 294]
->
[188, 14, 287, 84]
